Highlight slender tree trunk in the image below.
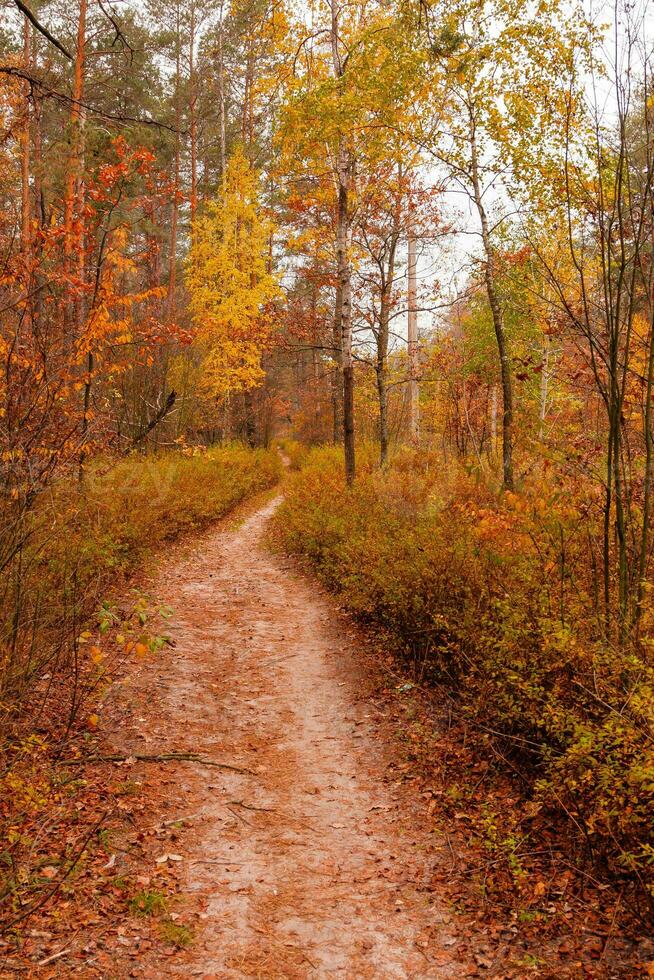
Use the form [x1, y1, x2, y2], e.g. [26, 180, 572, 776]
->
[30, 32, 44, 325]
[244, 389, 257, 447]
[64, 0, 86, 265]
[337, 176, 355, 483]
[168, 6, 182, 317]
[469, 114, 514, 490]
[539, 333, 550, 440]
[75, 103, 87, 319]
[376, 326, 389, 468]
[377, 225, 398, 467]
[79, 351, 93, 482]
[189, 1, 198, 229]
[377, 282, 391, 467]
[407, 214, 419, 445]
[32, 88, 44, 228]
[217, 0, 226, 182]
[63, 0, 86, 347]
[312, 345, 321, 441]
[20, 17, 31, 262]
[330, 0, 355, 484]
[331, 280, 344, 444]
[490, 384, 498, 452]
[242, 45, 254, 155]
[636, 307, 654, 629]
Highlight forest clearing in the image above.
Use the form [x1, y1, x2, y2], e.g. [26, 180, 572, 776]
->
[2, 0, 654, 974]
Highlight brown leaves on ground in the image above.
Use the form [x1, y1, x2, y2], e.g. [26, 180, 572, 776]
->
[2, 502, 653, 978]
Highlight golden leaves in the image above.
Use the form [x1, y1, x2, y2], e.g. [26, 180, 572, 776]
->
[186, 150, 281, 398]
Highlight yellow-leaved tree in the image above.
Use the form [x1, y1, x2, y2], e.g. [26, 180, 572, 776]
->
[186, 149, 280, 406]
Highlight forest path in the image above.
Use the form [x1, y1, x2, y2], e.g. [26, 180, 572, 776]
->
[126, 494, 459, 978]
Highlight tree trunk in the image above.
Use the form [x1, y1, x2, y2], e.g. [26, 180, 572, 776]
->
[311, 344, 321, 442]
[539, 333, 550, 440]
[330, 0, 355, 484]
[331, 279, 344, 444]
[63, 0, 86, 259]
[32, 85, 44, 228]
[469, 113, 514, 490]
[490, 384, 497, 453]
[20, 17, 31, 262]
[217, 0, 226, 182]
[63, 0, 86, 345]
[168, 5, 182, 318]
[189, 1, 198, 229]
[407, 214, 419, 445]
[635, 308, 654, 629]
[242, 44, 254, 156]
[244, 389, 257, 447]
[338, 176, 355, 484]
[376, 359, 389, 467]
[377, 227, 398, 467]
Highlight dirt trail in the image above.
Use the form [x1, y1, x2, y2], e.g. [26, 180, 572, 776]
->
[125, 495, 459, 978]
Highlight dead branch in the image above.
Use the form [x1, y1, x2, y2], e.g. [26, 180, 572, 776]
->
[1, 811, 110, 929]
[11, 0, 73, 60]
[0, 66, 180, 133]
[227, 799, 275, 812]
[37, 947, 72, 968]
[132, 391, 177, 446]
[58, 751, 256, 775]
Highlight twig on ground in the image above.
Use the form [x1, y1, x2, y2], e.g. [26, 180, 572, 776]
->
[227, 799, 275, 812]
[58, 752, 256, 776]
[225, 804, 255, 827]
[599, 888, 624, 962]
[2, 812, 111, 929]
[37, 947, 71, 967]
[300, 950, 318, 970]
[258, 652, 300, 668]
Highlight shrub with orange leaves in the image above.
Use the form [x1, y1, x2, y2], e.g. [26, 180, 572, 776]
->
[0, 444, 281, 930]
[274, 447, 654, 912]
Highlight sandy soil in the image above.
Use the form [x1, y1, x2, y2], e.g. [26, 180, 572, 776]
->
[116, 494, 461, 978]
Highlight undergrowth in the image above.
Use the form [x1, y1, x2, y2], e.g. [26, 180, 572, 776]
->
[273, 445, 654, 920]
[0, 444, 281, 933]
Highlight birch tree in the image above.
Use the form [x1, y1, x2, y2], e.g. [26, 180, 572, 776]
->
[417, 0, 582, 490]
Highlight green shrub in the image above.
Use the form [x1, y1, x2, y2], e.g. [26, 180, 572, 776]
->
[129, 889, 167, 916]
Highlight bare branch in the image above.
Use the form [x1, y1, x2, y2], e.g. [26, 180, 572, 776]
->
[11, 0, 73, 60]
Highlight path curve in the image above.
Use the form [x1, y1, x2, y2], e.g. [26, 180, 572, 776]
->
[125, 495, 458, 978]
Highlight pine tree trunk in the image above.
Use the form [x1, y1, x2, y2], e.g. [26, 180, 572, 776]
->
[63, 0, 87, 343]
[20, 17, 31, 262]
[189, 1, 198, 229]
[218, 0, 226, 181]
[168, 5, 182, 318]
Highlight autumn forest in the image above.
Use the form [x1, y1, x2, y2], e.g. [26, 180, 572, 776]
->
[1, 0, 654, 974]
